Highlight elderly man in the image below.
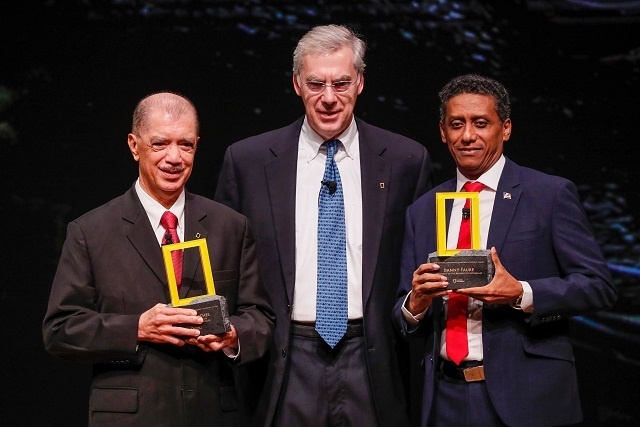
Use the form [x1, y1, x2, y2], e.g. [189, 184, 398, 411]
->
[393, 74, 617, 427]
[43, 92, 274, 427]
[215, 25, 432, 427]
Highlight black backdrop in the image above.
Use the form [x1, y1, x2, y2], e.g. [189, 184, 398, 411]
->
[2, 1, 639, 425]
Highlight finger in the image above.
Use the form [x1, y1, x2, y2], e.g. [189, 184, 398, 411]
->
[490, 246, 502, 269]
[415, 263, 440, 275]
[165, 314, 204, 326]
[167, 325, 201, 338]
[162, 306, 199, 317]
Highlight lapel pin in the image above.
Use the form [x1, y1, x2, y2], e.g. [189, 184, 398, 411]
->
[195, 233, 201, 238]
[380, 182, 385, 189]
[503, 192, 512, 199]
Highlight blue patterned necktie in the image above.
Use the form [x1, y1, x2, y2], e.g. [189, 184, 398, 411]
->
[316, 139, 348, 348]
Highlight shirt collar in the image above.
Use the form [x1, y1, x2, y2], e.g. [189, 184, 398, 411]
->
[300, 116, 358, 162]
[135, 179, 186, 229]
[456, 155, 506, 192]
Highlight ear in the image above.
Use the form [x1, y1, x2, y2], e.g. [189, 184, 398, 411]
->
[356, 74, 364, 95]
[439, 122, 447, 143]
[293, 75, 302, 97]
[502, 118, 512, 142]
[127, 134, 140, 161]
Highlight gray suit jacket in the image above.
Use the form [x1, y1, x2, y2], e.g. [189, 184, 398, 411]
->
[43, 185, 275, 427]
[215, 117, 432, 427]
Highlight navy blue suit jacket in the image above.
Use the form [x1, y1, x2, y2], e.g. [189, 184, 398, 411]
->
[393, 158, 617, 427]
[215, 117, 432, 427]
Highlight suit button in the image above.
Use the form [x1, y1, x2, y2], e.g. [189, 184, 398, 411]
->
[282, 349, 287, 358]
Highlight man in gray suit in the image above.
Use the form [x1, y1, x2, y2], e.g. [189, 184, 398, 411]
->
[43, 92, 275, 427]
[215, 25, 432, 427]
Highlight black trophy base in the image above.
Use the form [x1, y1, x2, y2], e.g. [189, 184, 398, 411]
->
[175, 295, 232, 335]
[428, 250, 494, 290]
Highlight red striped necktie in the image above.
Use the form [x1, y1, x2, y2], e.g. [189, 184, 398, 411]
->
[161, 211, 183, 288]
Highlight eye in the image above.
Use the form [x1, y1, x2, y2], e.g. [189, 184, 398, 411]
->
[475, 120, 488, 128]
[179, 142, 195, 152]
[332, 81, 352, 92]
[151, 142, 166, 151]
[305, 81, 325, 92]
[450, 121, 464, 129]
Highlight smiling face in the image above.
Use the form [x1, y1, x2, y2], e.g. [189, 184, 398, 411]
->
[127, 105, 199, 208]
[439, 93, 512, 180]
[293, 45, 364, 141]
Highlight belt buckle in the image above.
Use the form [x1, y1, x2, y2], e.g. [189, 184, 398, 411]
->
[463, 366, 485, 382]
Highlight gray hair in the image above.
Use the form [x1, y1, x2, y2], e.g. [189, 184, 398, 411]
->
[132, 91, 199, 135]
[438, 74, 511, 123]
[292, 24, 366, 76]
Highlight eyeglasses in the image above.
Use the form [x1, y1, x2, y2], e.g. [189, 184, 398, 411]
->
[302, 78, 359, 94]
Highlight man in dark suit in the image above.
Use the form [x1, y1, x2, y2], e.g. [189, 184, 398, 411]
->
[393, 74, 617, 426]
[43, 92, 275, 427]
[215, 25, 432, 427]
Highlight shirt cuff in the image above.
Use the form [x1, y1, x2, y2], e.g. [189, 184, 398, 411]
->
[222, 340, 240, 360]
[401, 291, 427, 325]
[513, 281, 534, 313]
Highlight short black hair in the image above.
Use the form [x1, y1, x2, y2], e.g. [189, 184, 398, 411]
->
[438, 74, 510, 123]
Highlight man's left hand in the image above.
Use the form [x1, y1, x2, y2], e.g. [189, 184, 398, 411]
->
[186, 324, 239, 352]
[455, 247, 523, 305]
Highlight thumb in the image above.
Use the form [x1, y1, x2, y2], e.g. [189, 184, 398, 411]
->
[490, 246, 502, 270]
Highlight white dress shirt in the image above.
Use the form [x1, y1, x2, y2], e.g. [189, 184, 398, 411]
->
[292, 117, 363, 321]
[135, 179, 185, 244]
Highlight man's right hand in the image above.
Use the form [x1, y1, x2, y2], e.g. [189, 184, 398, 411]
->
[138, 303, 203, 346]
[408, 263, 449, 315]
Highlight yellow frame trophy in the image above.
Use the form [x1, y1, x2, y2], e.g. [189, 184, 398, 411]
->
[162, 238, 231, 335]
[428, 192, 494, 290]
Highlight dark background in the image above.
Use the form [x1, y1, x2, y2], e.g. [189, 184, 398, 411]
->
[2, 0, 639, 425]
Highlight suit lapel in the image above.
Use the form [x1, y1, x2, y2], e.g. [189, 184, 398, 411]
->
[488, 158, 521, 253]
[358, 121, 391, 307]
[123, 187, 168, 286]
[265, 122, 301, 305]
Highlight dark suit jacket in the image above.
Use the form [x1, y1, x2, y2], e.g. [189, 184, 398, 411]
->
[215, 117, 432, 427]
[43, 185, 275, 427]
[393, 158, 617, 427]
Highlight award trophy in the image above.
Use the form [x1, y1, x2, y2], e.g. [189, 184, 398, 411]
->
[428, 192, 494, 290]
[162, 238, 231, 335]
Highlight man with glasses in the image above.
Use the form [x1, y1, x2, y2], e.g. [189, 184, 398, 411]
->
[215, 25, 433, 427]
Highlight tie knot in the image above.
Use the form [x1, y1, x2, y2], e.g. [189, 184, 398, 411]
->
[463, 181, 484, 193]
[161, 211, 178, 230]
[323, 140, 340, 158]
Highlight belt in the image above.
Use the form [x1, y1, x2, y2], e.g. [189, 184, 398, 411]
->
[291, 320, 364, 339]
[438, 359, 485, 382]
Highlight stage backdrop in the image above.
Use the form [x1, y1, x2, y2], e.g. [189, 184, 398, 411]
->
[2, 1, 639, 425]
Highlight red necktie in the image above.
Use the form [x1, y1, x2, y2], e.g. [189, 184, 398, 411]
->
[161, 211, 183, 288]
[446, 181, 484, 365]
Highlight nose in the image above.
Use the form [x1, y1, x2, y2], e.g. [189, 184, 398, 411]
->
[165, 143, 182, 163]
[320, 85, 338, 104]
[462, 123, 476, 143]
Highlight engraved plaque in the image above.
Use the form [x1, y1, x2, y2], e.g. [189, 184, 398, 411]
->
[433, 192, 494, 289]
